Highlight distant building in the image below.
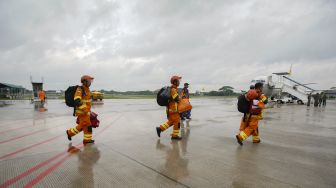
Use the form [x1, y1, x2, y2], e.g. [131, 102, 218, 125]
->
[195, 90, 202, 96]
[0, 83, 25, 99]
[325, 89, 336, 99]
[45, 90, 63, 99]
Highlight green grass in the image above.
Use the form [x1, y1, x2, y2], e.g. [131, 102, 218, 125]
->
[104, 95, 155, 99]
[1, 95, 237, 100]
[0, 98, 29, 100]
[57, 95, 155, 100]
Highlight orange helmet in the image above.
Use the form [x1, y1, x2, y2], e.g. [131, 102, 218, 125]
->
[170, 75, 182, 84]
[81, 75, 94, 83]
[246, 89, 259, 101]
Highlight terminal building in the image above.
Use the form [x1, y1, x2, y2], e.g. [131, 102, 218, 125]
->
[0, 83, 25, 99]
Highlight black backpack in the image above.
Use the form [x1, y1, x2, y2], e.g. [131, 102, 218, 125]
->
[65, 86, 83, 107]
[157, 87, 171, 106]
[237, 94, 251, 114]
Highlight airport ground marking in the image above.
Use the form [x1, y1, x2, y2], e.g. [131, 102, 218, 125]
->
[0, 114, 123, 187]
[0, 118, 73, 135]
[0, 129, 55, 144]
[0, 135, 62, 161]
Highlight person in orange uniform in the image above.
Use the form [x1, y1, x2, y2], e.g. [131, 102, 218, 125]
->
[180, 83, 191, 120]
[38, 89, 46, 103]
[66, 75, 95, 145]
[156, 76, 183, 140]
[236, 83, 267, 145]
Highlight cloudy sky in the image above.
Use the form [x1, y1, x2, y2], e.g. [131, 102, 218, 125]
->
[0, 0, 335, 92]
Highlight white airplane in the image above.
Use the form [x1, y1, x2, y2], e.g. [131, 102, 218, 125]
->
[249, 67, 315, 104]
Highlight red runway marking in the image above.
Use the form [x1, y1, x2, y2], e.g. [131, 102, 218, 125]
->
[0, 152, 68, 188]
[0, 120, 73, 144]
[0, 115, 123, 188]
[0, 129, 48, 144]
[0, 118, 72, 134]
[23, 145, 84, 188]
[0, 126, 30, 135]
[19, 115, 122, 187]
[0, 135, 62, 161]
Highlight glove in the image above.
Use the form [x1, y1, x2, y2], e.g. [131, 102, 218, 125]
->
[260, 95, 268, 103]
[74, 98, 82, 107]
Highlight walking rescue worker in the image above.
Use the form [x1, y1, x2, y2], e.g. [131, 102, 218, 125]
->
[38, 89, 46, 103]
[322, 92, 327, 106]
[236, 82, 267, 145]
[66, 75, 95, 145]
[318, 93, 323, 107]
[313, 93, 319, 107]
[156, 76, 183, 140]
[181, 83, 191, 120]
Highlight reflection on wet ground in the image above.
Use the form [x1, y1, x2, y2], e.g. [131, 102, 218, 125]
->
[0, 99, 336, 187]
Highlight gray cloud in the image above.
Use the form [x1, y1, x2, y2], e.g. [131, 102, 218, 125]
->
[0, 0, 335, 91]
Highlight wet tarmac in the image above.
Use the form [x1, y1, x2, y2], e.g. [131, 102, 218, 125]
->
[0, 99, 335, 188]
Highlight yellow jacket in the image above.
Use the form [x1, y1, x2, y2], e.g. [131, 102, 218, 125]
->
[74, 86, 91, 116]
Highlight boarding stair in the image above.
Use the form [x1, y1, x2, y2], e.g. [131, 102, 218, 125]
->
[280, 76, 314, 103]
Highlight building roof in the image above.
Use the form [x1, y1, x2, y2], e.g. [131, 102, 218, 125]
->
[324, 90, 336, 94]
[0, 83, 25, 89]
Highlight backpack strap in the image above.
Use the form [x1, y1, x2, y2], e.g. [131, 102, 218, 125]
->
[73, 86, 87, 116]
[243, 101, 253, 122]
[80, 86, 86, 97]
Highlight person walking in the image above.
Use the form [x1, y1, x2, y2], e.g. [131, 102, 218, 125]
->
[313, 93, 319, 107]
[322, 92, 327, 106]
[66, 75, 95, 145]
[156, 76, 183, 140]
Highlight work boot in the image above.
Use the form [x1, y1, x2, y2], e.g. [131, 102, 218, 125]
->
[156, 127, 161, 137]
[236, 135, 243, 146]
[83, 140, 95, 145]
[66, 130, 72, 141]
[253, 140, 261, 144]
[171, 136, 182, 140]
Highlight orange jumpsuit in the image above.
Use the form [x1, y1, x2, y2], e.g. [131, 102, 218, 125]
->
[159, 85, 180, 138]
[38, 90, 46, 103]
[237, 98, 265, 143]
[67, 86, 93, 143]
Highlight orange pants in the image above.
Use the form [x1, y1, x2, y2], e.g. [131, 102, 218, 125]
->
[67, 114, 93, 143]
[238, 116, 260, 143]
[160, 113, 180, 137]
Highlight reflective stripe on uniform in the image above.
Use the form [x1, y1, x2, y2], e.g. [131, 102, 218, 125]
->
[253, 135, 260, 141]
[70, 127, 79, 134]
[75, 110, 84, 114]
[75, 110, 90, 115]
[78, 103, 87, 110]
[239, 131, 248, 140]
[84, 134, 92, 140]
[81, 100, 91, 102]
[168, 102, 178, 112]
[172, 130, 180, 136]
[74, 96, 82, 100]
[161, 123, 169, 129]
[251, 114, 263, 120]
[172, 93, 178, 99]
